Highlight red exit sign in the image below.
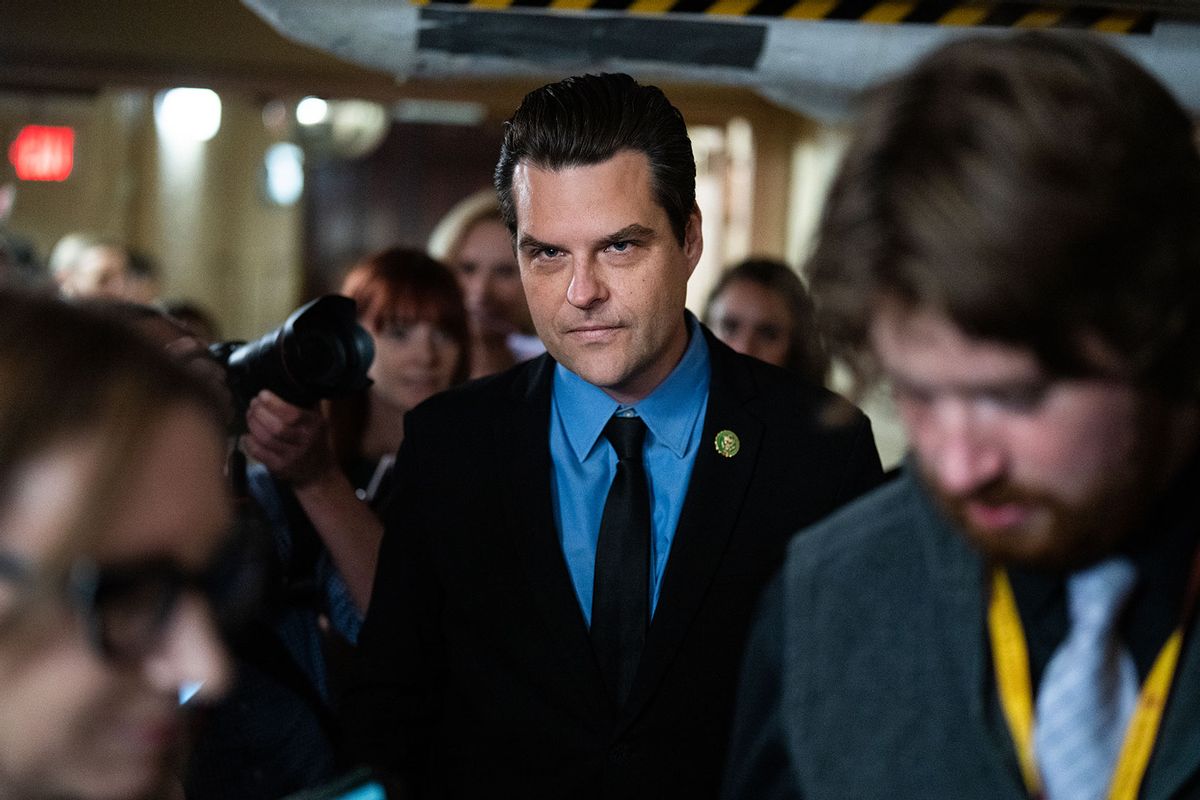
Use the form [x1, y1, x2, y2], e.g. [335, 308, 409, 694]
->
[9, 125, 75, 182]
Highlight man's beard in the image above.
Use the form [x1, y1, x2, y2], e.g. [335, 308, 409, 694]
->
[926, 468, 1154, 572]
[922, 391, 1193, 571]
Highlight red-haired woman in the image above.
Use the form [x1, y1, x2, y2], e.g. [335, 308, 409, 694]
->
[244, 247, 468, 613]
[189, 248, 468, 799]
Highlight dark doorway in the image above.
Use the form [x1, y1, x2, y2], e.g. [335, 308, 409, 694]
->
[303, 119, 505, 296]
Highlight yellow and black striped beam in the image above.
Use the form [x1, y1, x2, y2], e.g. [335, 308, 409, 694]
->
[415, 0, 1156, 33]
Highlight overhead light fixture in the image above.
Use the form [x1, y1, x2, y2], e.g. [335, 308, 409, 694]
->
[393, 99, 487, 127]
[296, 99, 390, 160]
[264, 142, 305, 206]
[155, 88, 222, 142]
[296, 96, 330, 126]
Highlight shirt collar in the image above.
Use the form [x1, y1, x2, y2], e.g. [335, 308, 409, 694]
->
[554, 312, 711, 463]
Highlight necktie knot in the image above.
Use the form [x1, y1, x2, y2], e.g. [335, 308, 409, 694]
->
[1067, 558, 1137, 634]
[604, 415, 646, 463]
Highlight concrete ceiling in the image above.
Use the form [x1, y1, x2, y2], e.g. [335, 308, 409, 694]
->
[240, 0, 1200, 120]
[0, 0, 399, 96]
[0, 0, 792, 124]
[7, 0, 1197, 123]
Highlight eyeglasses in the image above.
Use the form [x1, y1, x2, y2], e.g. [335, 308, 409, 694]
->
[0, 534, 263, 665]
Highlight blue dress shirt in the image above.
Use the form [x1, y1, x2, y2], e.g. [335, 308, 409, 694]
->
[549, 314, 711, 626]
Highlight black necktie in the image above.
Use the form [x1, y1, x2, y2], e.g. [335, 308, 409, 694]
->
[591, 414, 650, 707]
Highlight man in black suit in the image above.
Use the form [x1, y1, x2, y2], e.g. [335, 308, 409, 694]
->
[342, 72, 883, 799]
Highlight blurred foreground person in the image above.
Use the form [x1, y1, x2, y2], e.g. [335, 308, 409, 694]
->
[186, 248, 468, 800]
[0, 291, 233, 800]
[703, 258, 829, 384]
[428, 188, 543, 378]
[725, 33, 1200, 799]
[161, 299, 221, 342]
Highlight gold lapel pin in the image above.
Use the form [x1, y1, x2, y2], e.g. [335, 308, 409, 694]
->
[714, 429, 740, 458]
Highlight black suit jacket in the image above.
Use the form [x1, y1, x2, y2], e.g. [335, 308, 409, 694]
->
[342, 329, 883, 799]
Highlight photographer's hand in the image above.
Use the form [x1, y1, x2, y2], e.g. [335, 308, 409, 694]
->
[242, 389, 382, 613]
[243, 390, 333, 486]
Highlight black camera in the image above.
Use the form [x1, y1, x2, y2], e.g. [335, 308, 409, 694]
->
[210, 294, 375, 420]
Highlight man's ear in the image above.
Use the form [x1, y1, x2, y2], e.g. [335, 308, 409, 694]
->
[683, 204, 703, 278]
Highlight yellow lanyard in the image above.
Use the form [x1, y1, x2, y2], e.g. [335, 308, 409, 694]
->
[989, 567, 1191, 800]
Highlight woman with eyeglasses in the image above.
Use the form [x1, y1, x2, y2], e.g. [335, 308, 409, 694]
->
[0, 290, 235, 800]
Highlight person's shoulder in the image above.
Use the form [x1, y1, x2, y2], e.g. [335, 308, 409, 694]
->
[768, 474, 948, 659]
[406, 353, 552, 428]
[784, 473, 921, 583]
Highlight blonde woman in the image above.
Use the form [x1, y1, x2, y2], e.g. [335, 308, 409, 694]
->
[428, 189, 543, 378]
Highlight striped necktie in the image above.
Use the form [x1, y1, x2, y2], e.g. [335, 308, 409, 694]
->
[1033, 557, 1139, 800]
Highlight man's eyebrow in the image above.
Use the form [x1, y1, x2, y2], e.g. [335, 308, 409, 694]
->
[517, 224, 657, 253]
[602, 224, 656, 246]
[517, 233, 557, 251]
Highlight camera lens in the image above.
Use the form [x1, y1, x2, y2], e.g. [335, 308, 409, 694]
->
[210, 295, 374, 421]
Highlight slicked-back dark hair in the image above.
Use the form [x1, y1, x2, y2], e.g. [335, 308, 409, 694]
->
[809, 32, 1200, 398]
[494, 73, 696, 244]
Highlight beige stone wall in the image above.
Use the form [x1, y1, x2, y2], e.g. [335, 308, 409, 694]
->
[4, 88, 302, 340]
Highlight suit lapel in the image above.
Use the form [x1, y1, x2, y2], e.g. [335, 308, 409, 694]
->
[496, 356, 606, 705]
[622, 334, 764, 718]
[1140, 596, 1200, 798]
